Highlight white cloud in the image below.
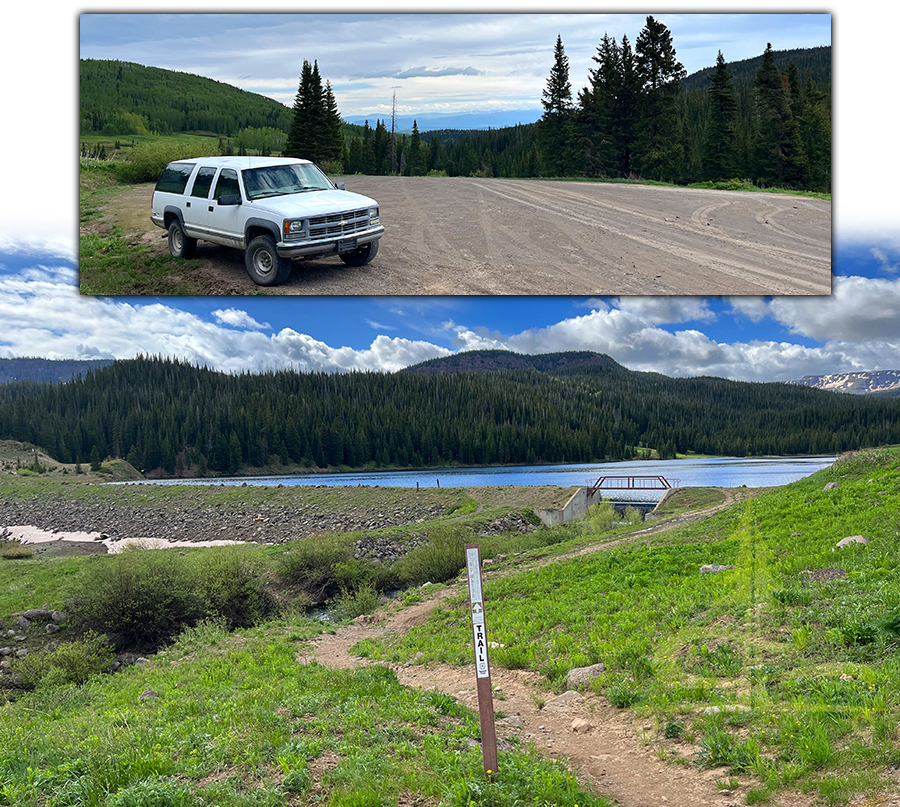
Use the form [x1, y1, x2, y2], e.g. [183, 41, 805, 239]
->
[611, 296, 717, 326]
[3, 255, 900, 382]
[0, 266, 449, 373]
[870, 248, 899, 275]
[365, 318, 396, 331]
[765, 276, 900, 342]
[212, 308, 271, 330]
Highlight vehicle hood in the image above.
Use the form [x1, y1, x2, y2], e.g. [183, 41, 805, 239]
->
[248, 189, 378, 217]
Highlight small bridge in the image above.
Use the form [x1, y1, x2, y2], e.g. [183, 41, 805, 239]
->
[587, 476, 678, 495]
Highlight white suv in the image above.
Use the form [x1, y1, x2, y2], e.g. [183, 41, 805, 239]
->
[151, 156, 384, 286]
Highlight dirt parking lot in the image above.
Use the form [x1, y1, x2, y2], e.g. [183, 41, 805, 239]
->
[116, 176, 832, 296]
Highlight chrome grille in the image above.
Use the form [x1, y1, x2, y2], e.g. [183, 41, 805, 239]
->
[308, 209, 370, 240]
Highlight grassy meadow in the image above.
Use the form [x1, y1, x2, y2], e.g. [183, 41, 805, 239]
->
[1, 447, 898, 805]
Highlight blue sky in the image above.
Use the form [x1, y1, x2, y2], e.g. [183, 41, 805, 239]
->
[1, 0, 898, 386]
[78, 12, 831, 123]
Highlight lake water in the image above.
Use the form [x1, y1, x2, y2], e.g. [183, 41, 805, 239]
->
[122, 455, 836, 501]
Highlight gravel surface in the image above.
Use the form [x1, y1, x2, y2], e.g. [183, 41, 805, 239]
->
[0, 494, 448, 546]
[107, 176, 831, 296]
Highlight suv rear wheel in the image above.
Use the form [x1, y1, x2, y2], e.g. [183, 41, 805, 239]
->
[167, 220, 196, 258]
[245, 234, 293, 285]
[339, 240, 379, 267]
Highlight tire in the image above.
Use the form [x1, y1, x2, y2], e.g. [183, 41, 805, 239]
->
[339, 239, 379, 267]
[245, 234, 292, 286]
[167, 220, 196, 259]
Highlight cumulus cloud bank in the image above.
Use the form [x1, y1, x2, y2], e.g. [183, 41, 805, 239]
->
[1, 251, 899, 382]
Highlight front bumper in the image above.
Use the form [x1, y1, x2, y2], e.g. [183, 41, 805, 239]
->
[276, 224, 384, 258]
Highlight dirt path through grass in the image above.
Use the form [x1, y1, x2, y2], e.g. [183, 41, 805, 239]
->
[297, 488, 813, 807]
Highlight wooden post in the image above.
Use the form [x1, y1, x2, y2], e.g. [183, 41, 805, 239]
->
[465, 543, 498, 777]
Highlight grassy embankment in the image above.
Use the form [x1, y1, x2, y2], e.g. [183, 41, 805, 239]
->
[1, 469, 630, 806]
[2, 448, 895, 804]
[356, 449, 900, 805]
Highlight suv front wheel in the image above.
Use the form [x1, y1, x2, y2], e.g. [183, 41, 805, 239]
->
[245, 234, 293, 286]
[168, 220, 196, 259]
[339, 240, 379, 267]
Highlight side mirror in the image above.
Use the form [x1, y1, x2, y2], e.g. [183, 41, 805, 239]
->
[333, 181, 346, 191]
[217, 194, 242, 206]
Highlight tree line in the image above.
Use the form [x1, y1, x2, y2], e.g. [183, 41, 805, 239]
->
[0, 354, 894, 478]
[82, 31, 829, 192]
[420, 21, 830, 191]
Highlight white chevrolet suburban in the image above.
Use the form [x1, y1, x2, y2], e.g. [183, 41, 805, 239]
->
[150, 156, 384, 286]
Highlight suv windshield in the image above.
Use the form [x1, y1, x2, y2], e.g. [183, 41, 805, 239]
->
[242, 163, 334, 200]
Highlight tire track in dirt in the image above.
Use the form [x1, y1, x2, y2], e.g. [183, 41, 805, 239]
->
[89, 177, 830, 296]
[296, 487, 814, 807]
[473, 181, 829, 295]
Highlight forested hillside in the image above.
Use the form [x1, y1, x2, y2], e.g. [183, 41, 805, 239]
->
[0, 353, 893, 478]
[80, 59, 294, 136]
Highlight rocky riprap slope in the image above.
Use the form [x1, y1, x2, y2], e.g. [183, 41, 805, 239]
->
[0, 496, 448, 545]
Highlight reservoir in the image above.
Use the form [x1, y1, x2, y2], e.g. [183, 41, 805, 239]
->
[122, 455, 836, 501]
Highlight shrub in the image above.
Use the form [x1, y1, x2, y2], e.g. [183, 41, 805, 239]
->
[10, 631, 114, 689]
[282, 767, 311, 794]
[605, 678, 643, 708]
[114, 141, 215, 184]
[277, 534, 356, 602]
[68, 547, 274, 650]
[188, 548, 277, 630]
[396, 525, 468, 587]
[333, 581, 380, 621]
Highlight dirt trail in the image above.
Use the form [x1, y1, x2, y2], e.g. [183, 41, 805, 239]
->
[298, 490, 814, 807]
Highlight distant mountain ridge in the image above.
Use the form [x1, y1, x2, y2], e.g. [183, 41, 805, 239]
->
[0, 358, 114, 385]
[790, 371, 900, 397]
[402, 350, 631, 376]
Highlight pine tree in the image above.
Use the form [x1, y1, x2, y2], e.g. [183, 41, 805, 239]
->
[577, 33, 620, 176]
[322, 80, 345, 168]
[285, 61, 329, 163]
[753, 44, 805, 187]
[427, 134, 442, 173]
[797, 71, 831, 192]
[611, 35, 641, 177]
[540, 34, 574, 176]
[702, 51, 739, 180]
[407, 120, 425, 176]
[633, 16, 686, 180]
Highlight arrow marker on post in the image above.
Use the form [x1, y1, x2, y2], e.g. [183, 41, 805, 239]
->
[465, 543, 498, 778]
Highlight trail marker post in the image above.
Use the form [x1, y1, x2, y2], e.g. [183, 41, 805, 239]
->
[465, 543, 498, 778]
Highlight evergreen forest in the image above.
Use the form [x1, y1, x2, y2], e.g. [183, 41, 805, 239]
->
[81, 19, 831, 192]
[0, 353, 893, 478]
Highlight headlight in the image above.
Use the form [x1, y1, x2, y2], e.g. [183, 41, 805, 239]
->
[283, 219, 306, 240]
[369, 207, 380, 224]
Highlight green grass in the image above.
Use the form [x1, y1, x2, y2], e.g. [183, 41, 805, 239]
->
[0, 620, 611, 806]
[359, 448, 900, 803]
[79, 229, 200, 295]
[5, 446, 898, 803]
[651, 487, 727, 516]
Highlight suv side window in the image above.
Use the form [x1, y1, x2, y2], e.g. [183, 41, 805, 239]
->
[213, 169, 240, 200]
[190, 166, 217, 199]
[155, 162, 195, 194]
